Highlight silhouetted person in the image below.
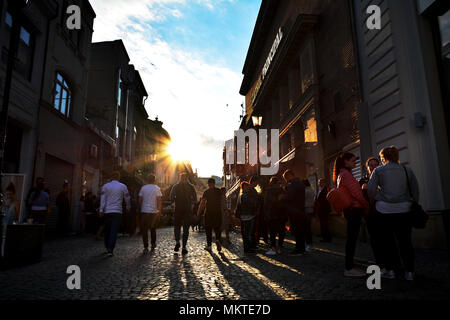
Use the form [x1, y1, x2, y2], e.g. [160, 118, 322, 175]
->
[170, 173, 197, 255]
[198, 178, 222, 253]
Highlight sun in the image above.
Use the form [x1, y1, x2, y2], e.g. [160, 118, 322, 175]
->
[166, 140, 190, 163]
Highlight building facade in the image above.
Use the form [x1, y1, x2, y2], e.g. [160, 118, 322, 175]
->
[230, 0, 450, 249]
[236, 0, 362, 189]
[1, 0, 58, 221]
[351, 0, 450, 248]
[32, 0, 96, 232]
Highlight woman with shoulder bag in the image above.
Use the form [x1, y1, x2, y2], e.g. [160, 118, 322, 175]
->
[368, 146, 419, 281]
[333, 153, 370, 277]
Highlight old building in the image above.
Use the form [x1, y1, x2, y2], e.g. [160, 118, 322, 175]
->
[86, 40, 171, 189]
[30, 0, 96, 232]
[351, 0, 450, 248]
[237, 0, 362, 189]
[0, 0, 59, 221]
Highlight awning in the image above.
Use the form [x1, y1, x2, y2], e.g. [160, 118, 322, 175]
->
[226, 179, 241, 198]
[274, 148, 296, 166]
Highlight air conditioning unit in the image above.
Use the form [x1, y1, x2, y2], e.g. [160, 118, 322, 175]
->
[88, 144, 98, 159]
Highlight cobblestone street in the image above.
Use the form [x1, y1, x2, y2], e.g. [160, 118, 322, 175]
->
[1, 227, 449, 300]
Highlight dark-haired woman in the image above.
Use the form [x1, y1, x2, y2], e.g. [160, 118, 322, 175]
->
[333, 153, 369, 277]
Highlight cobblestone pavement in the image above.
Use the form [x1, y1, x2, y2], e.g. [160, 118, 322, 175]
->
[1, 227, 449, 300]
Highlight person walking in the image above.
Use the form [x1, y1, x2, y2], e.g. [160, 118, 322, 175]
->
[56, 181, 71, 235]
[333, 153, 369, 277]
[368, 146, 419, 281]
[250, 176, 267, 247]
[220, 187, 231, 246]
[263, 177, 287, 255]
[197, 178, 223, 253]
[138, 174, 162, 254]
[303, 179, 315, 252]
[235, 181, 259, 254]
[281, 170, 306, 256]
[83, 192, 97, 234]
[99, 171, 131, 257]
[170, 173, 197, 255]
[315, 178, 332, 242]
[28, 177, 50, 225]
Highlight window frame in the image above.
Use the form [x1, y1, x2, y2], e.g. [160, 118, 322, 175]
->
[53, 72, 73, 118]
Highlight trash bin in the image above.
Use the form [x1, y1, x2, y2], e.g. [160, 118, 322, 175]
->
[1, 224, 45, 270]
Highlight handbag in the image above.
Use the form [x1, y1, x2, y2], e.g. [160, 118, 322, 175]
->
[402, 165, 428, 229]
[326, 187, 352, 213]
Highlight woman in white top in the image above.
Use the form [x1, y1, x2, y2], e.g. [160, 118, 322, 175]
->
[368, 146, 419, 281]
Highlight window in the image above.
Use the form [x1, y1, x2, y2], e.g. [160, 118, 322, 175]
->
[4, 11, 35, 80]
[53, 73, 72, 117]
[5, 11, 12, 27]
[300, 40, 314, 93]
[117, 69, 123, 107]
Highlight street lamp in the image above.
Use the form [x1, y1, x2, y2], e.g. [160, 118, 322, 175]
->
[251, 115, 263, 177]
[252, 115, 263, 127]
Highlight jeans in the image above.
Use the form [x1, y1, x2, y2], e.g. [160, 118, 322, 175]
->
[344, 207, 363, 270]
[140, 213, 158, 248]
[174, 212, 191, 247]
[269, 218, 286, 248]
[241, 218, 256, 252]
[205, 226, 221, 247]
[289, 211, 306, 252]
[104, 213, 122, 253]
[366, 209, 383, 266]
[379, 212, 415, 272]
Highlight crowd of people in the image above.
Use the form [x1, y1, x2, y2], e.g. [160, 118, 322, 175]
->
[1, 144, 421, 282]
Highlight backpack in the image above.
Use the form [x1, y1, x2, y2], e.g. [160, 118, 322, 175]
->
[326, 187, 352, 213]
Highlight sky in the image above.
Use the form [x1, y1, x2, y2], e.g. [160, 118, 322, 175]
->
[89, 0, 261, 178]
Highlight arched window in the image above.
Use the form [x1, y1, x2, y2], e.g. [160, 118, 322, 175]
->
[53, 73, 72, 117]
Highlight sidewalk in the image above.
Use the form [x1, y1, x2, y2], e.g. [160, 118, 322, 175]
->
[282, 234, 450, 281]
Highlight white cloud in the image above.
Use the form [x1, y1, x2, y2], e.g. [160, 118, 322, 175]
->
[90, 0, 244, 177]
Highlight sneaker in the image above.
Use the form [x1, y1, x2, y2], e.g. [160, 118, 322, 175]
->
[215, 240, 222, 252]
[107, 251, 114, 257]
[405, 272, 414, 281]
[381, 268, 395, 279]
[344, 268, 366, 277]
[174, 243, 180, 252]
[265, 249, 276, 256]
[182, 248, 188, 255]
[289, 250, 304, 256]
[305, 245, 312, 252]
[204, 246, 212, 252]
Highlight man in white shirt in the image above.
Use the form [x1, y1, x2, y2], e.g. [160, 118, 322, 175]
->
[138, 174, 162, 253]
[99, 171, 131, 256]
